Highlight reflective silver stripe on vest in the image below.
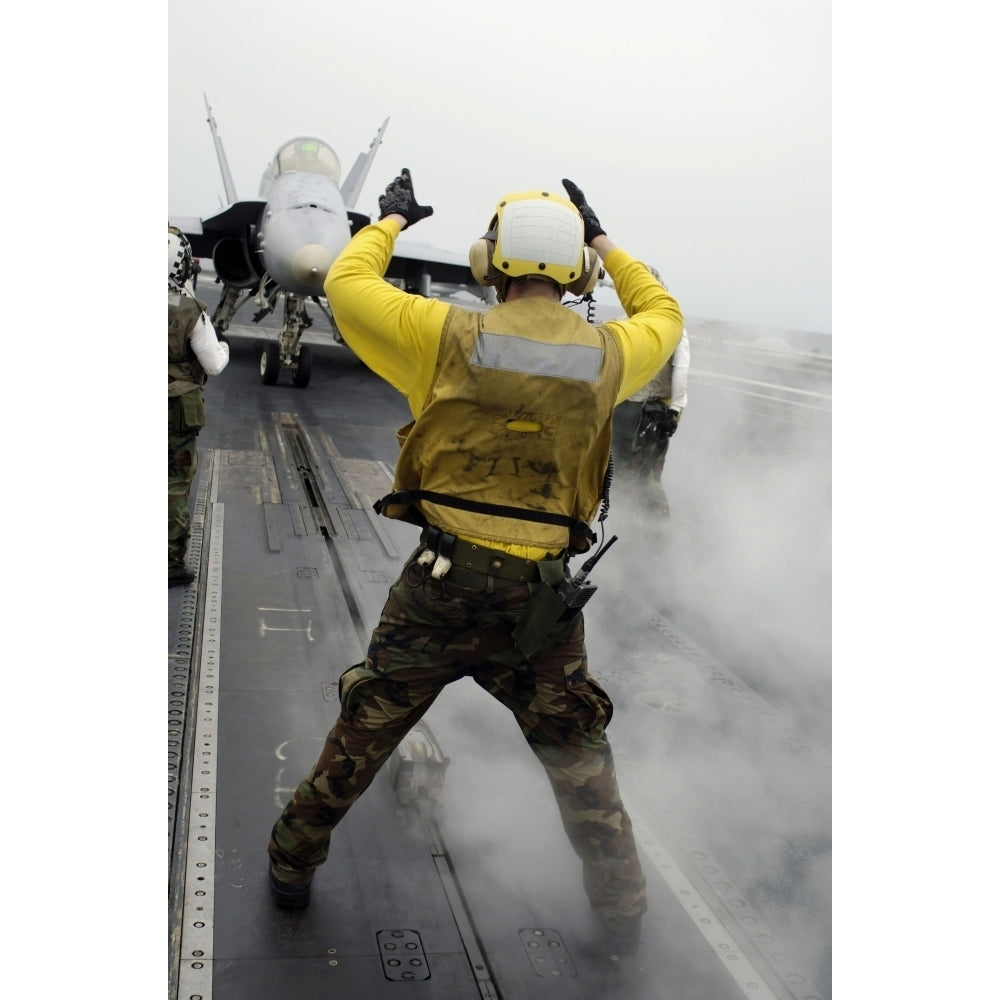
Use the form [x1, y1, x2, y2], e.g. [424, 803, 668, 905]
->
[472, 331, 603, 383]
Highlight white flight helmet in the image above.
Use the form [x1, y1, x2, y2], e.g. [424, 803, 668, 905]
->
[168, 226, 192, 287]
[469, 190, 601, 299]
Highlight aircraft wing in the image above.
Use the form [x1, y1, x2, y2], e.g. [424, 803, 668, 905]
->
[168, 216, 203, 236]
[168, 201, 266, 260]
[385, 239, 480, 291]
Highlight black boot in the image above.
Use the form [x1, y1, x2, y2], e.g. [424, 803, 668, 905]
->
[169, 565, 196, 587]
[269, 868, 313, 909]
[590, 912, 642, 959]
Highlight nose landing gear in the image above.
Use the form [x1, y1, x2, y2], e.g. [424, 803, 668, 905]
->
[259, 292, 313, 387]
[260, 341, 312, 387]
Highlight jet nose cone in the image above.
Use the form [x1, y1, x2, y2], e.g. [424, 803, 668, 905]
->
[290, 244, 336, 290]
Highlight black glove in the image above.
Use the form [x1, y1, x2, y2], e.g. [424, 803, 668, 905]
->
[561, 178, 606, 244]
[639, 399, 676, 445]
[378, 168, 434, 229]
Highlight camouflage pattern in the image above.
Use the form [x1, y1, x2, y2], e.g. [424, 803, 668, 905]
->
[168, 395, 202, 570]
[269, 547, 647, 932]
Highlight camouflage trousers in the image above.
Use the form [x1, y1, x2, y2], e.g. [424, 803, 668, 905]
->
[168, 427, 199, 569]
[269, 547, 647, 932]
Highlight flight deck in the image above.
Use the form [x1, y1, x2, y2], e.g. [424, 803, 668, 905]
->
[169, 292, 831, 1000]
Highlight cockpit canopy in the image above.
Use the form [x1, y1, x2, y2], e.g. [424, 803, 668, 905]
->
[273, 138, 341, 182]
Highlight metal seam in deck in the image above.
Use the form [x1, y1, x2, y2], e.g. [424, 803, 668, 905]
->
[176, 497, 225, 1000]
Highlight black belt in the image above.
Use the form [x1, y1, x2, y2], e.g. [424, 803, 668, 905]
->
[418, 527, 543, 585]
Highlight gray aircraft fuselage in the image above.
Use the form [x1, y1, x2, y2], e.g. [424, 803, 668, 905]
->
[254, 137, 351, 296]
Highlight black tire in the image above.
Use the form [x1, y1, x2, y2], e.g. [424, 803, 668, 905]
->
[292, 345, 313, 388]
[260, 342, 280, 385]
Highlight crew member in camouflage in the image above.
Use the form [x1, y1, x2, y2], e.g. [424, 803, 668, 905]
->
[167, 224, 229, 586]
[269, 548, 646, 935]
[610, 272, 690, 518]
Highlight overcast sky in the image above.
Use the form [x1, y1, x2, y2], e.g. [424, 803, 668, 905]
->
[168, 0, 831, 335]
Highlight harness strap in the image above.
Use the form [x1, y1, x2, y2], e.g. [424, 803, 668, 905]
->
[375, 489, 596, 544]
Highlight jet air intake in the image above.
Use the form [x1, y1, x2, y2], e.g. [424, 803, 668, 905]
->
[212, 236, 260, 289]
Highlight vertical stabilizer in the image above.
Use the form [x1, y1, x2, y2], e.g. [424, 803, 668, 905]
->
[204, 94, 239, 206]
[341, 118, 390, 210]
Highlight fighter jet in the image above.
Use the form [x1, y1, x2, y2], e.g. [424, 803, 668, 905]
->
[169, 96, 485, 387]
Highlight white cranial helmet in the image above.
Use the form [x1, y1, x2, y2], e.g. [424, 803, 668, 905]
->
[468, 190, 600, 298]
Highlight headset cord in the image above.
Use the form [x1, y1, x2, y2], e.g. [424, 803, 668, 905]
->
[564, 292, 597, 325]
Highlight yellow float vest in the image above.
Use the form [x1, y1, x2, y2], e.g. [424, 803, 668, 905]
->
[385, 298, 624, 554]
